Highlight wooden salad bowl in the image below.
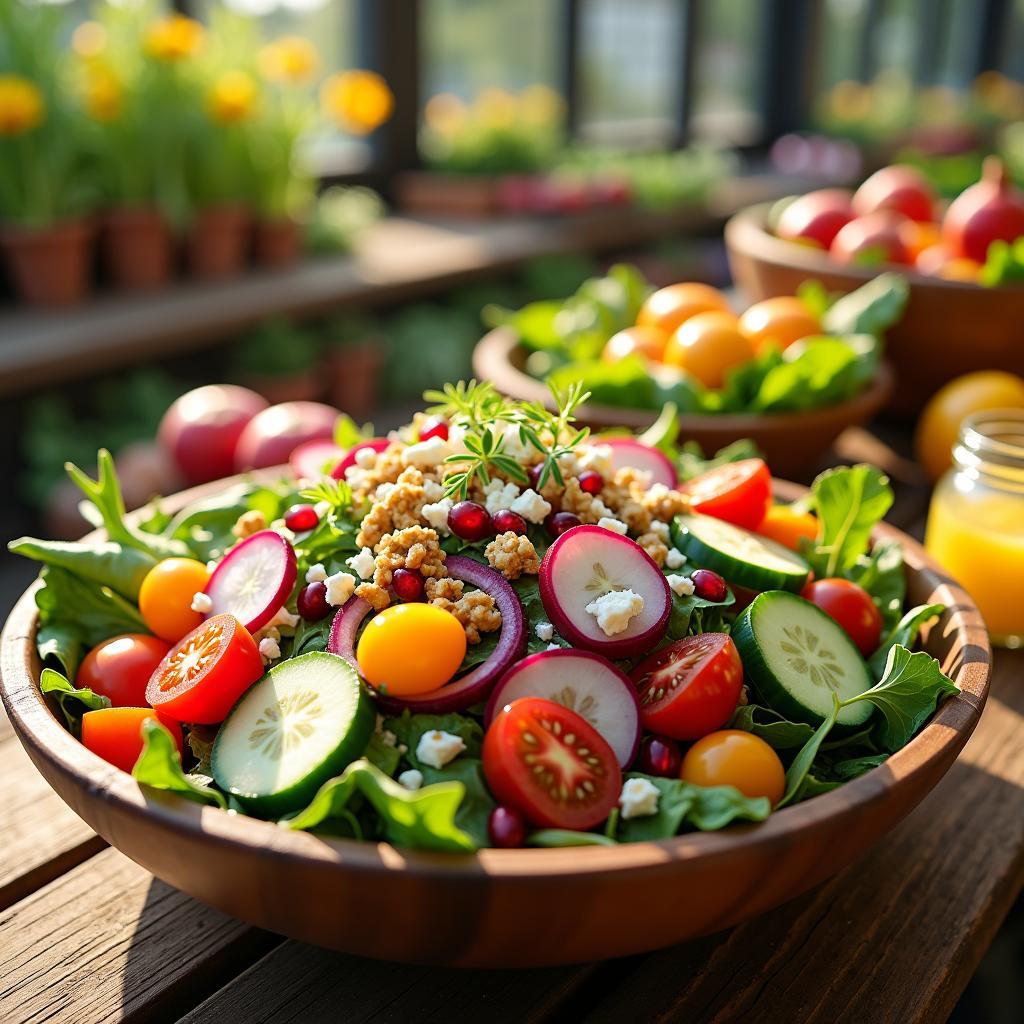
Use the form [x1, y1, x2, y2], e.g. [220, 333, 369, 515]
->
[0, 478, 990, 968]
[473, 327, 894, 479]
[726, 203, 1024, 414]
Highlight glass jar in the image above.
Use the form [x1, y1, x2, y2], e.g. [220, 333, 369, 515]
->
[925, 409, 1024, 649]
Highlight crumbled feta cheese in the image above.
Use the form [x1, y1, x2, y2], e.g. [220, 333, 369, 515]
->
[650, 520, 670, 542]
[415, 729, 465, 769]
[206, 560, 219, 574]
[576, 443, 614, 477]
[421, 498, 454, 536]
[270, 520, 296, 543]
[190, 592, 213, 614]
[665, 547, 686, 569]
[667, 574, 695, 597]
[258, 636, 281, 663]
[306, 562, 328, 584]
[346, 547, 376, 580]
[324, 571, 356, 607]
[647, 483, 670, 503]
[597, 516, 628, 536]
[265, 605, 300, 633]
[483, 479, 521, 515]
[401, 436, 450, 468]
[447, 423, 469, 455]
[585, 589, 645, 636]
[502, 423, 534, 460]
[619, 777, 660, 819]
[398, 769, 423, 791]
[547, 642, 561, 651]
[510, 487, 552, 524]
[535, 621, 554, 642]
[556, 451, 580, 476]
[313, 500, 331, 520]
[422, 478, 445, 502]
[379, 729, 398, 748]
[590, 497, 614, 519]
[354, 446, 378, 470]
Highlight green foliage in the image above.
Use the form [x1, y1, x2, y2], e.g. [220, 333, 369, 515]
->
[230, 317, 321, 376]
[39, 668, 111, 736]
[133, 720, 228, 809]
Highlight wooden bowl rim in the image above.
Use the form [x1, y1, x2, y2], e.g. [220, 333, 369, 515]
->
[0, 479, 990, 880]
[472, 327, 895, 434]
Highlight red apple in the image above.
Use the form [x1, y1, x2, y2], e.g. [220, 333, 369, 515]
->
[158, 385, 268, 485]
[942, 156, 1024, 263]
[830, 211, 911, 266]
[853, 164, 937, 223]
[775, 188, 854, 249]
[233, 401, 341, 471]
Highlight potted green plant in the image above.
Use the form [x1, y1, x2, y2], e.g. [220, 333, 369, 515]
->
[229, 317, 325, 404]
[320, 311, 385, 420]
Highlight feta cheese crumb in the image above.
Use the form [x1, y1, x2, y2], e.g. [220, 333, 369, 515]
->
[502, 424, 533, 460]
[590, 497, 614, 519]
[510, 487, 552, 524]
[650, 520, 670, 542]
[422, 478, 444, 502]
[597, 516, 628, 536]
[324, 571, 357, 607]
[577, 443, 614, 477]
[306, 562, 328, 584]
[585, 589, 645, 636]
[206, 560, 219, 574]
[313, 500, 332, 520]
[379, 729, 397, 748]
[354, 446, 378, 470]
[667, 574, 695, 597]
[258, 636, 281, 663]
[483, 479, 521, 515]
[346, 547, 376, 580]
[535, 621, 554, 642]
[665, 547, 687, 569]
[421, 498, 454, 536]
[270, 521, 297, 543]
[265, 605, 300, 633]
[415, 729, 465, 769]
[398, 769, 423, 791]
[401, 436, 450, 468]
[190, 591, 213, 614]
[546, 642, 561, 651]
[619, 777, 660, 819]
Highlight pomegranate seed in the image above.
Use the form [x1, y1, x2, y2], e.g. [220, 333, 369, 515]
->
[284, 504, 319, 532]
[297, 581, 331, 621]
[488, 805, 526, 848]
[691, 569, 727, 602]
[491, 509, 527, 535]
[545, 511, 581, 538]
[420, 417, 449, 442]
[578, 470, 604, 495]
[638, 735, 681, 778]
[393, 568, 425, 602]
[528, 464, 546, 489]
[448, 500, 493, 541]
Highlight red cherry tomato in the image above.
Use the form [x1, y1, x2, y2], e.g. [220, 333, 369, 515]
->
[679, 458, 772, 530]
[145, 614, 264, 724]
[76, 634, 171, 708]
[482, 697, 622, 830]
[630, 633, 744, 741]
[81, 707, 184, 774]
[801, 578, 883, 657]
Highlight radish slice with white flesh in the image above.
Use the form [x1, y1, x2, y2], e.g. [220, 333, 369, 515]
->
[330, 438, 390, 481]
[601, 438, 678, 490]
[539, 525, 671, 660]
[327, 555, 525, 714]
[290, 439, 343, 480]
[204, 530, 297, 633]
[485, 649, 641, 766]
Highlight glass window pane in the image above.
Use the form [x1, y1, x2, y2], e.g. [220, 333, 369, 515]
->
[817, 0, 869, 89]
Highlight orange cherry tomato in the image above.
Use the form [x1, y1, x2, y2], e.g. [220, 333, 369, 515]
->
[81, 707, 184, 774]
[356, 604, 467, 696]
[663, 311, 754, 389]
[738, 296, 821, 353]
[76, 633, 171, 707]
[602, 325, 669, 363]
[756, 504, 819, 551]
[935, 258, 981, 282]
[680, 730, 785, 805]
[138, 558, 211, 643]
[636, 282, 731, 335]
[900, 219, 941, 262]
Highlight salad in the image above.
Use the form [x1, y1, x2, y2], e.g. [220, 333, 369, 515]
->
[10, 382, 958, 852]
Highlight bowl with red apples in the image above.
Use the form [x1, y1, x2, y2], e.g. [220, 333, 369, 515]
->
[726, 157, 1024, 412]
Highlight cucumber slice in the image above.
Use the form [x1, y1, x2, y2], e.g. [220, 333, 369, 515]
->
[671, 513, 810, 593]
[212, 652, 374, 817]
[732, 591, 873, 729]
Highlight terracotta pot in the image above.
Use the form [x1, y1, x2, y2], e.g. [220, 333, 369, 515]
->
[326, 342, 383, 421]
[0, 219, 93, 307]
[239, 368, 326, 405]
[253, 218, 302, 268]
[395, 170, 504, 218]
[102, 207, 174, 291]
[185, 206, 250, 280]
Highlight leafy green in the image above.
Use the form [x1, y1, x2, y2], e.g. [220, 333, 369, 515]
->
[753, 338, 871, 412]
[385, 711, 484, 761]
[364, 733, 401, 776]
[664, 585, 736, 641]
[9, 538, 157, 602]
[527, 830, 617, 848]
[779, 696, 840, 807]
[822, 273, 909, 337]
[830, 753, 889, 780]
[847, 540, 906, 631]
[132, 720, 227, 809]
[869, 604, 945, 678]
[36, 622, 85, 679]
[39, 667, 111, 735]
[676, 438, 762, 482]
[730, 703, 815, 750]
[416, 758, 496, 848]
[979, 238, 1024, 288]
[793, 773, 842, 801]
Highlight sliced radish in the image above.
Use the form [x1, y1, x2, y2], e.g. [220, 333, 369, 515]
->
[485, 649, 641, 766]
[601, 438, 678, 490]
[539, 525, 671, 659]
[290, 439, 343, 481]
[327, 556, 525, 714]
[330, 438, 390, 481]
[204, 530, 297, 634]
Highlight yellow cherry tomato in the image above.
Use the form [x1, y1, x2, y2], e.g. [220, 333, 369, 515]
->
[663, 310, 754, 389]
[636, 282, 731, 335]
[915, 370, 1024, 482]
[138, 558, 210, 643]
[935, 258, 981, 283]
[681, 729, 786, 805]
[738, 296, 821, 353]
[756, 504, 819, 551]
[356, 603, 467, 696]
[602, 325, 669, 364]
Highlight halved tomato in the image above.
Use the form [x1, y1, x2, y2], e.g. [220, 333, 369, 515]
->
[482, 697, 622, 830]
[680, 458, 771, 530]
[81, 707, 184, 774]
[630, 633, 743, 741]
[146, 613, 264, 724]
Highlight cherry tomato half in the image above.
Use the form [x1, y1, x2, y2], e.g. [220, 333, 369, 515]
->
[146, 613, 264, 724]
[483, 697, 622, 830]
[801, 578, 883, 657]
[630, 633, 743, 741]
[138, 557, 210, 643]
[76, 633, 171, 708]
[81, 707, 184, 774]
[680, 458, 772, 530]
[681, 730, 785, 805]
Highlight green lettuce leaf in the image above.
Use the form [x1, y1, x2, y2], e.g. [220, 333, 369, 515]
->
[132, 720, 227, 809]
[8, 538, 156, 602]
[415, 758, 495, 848]
[36, 621, 85, 679]
[384, 711, 484, 761]
[528, 830, 617, 848]
[847, 540, 906, 631]
[829, 753, 889, 780]
[868, 603, 945, 679]
[779, 696, 840, 807]
[664, 585, 736, 641]
[822, 273, 909, 336]
[730, 703, 815, 750]
[39, 667, 111, 735]
[364, 733, 401, 776]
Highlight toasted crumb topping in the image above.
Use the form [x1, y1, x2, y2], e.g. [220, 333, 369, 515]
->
[636, 532, 669, 567]
[372, 524, 447, 588]
[232, 509, 267, 539]
[432, 589, 502, 644]
[485, 531, 541, 579]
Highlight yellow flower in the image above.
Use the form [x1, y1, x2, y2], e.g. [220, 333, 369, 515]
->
[145, 15, 204, 62]
[321, 70, 393, 135]
[208, 70, 258, 124]
[423, 92, 466, 135]
[0, 75, 45, 136]
[518, 84, 563, 126]
[72, 21, 107, 60]
[258, 36, 319, 85]
[827, 80, 872, 122]
[82, 66, 122, 122]
[475, 87, 518, 127]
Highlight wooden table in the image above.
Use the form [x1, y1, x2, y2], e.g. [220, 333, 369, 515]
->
[1, 426, 1022, 1024]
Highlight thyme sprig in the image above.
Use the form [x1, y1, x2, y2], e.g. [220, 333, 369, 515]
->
[299, 477, 353, 513]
